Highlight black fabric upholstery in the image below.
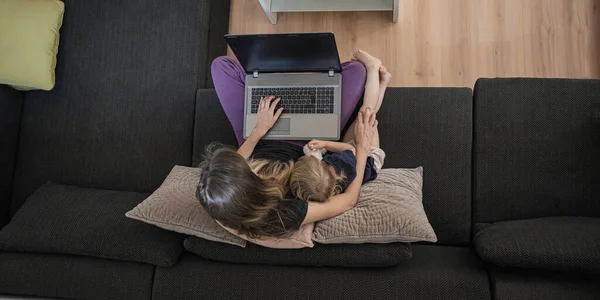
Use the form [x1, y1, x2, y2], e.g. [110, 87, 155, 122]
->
[205, 1, 231, 88]
[474, 217, 600, 273]
[192, 88, 474, 245]
[0, 251, 154, 300]
[0, 85, 23, 228]
[10, 0, 226, 214]
[193, 89, 238, 165]
[0, 183, 183, 267]
[154, 245, 489, 300]
[474, 78, 600, 223]
[377, 88, 473, 245]
[489, 266, 600, 300]
[184, 237, 411, 267]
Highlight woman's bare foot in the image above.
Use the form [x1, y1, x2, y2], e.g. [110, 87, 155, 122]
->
[351, 50, 382, 71]
[379, 65, 392, 85]
[374, 65, 392, 112]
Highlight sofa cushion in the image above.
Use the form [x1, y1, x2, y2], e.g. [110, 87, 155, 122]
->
[488, 265, 600, 300]
[312, 167, 437, 244]
[0, 0, 64, 90]
[474, 217, 600, 273]
[10, 0, 228, 213]
[192, 89, 238, 166]
[376, 88, 473, 245]
[154, 245, 490, 300]
[184, 236, 411, 267]
[0, 251, 154, 300]
[474, 78, 600, 223]
[0, 183, 183, 267]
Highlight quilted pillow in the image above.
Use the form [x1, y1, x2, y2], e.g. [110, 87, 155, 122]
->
[312, 167, 437, 244]
[127, 165, 315, 249]
[126, 165, 246, 247]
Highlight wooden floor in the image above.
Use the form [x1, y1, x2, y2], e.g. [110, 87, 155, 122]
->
[228, 0, 600, 87]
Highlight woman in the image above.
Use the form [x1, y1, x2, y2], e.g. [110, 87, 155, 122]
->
[196, 54, 378, 238]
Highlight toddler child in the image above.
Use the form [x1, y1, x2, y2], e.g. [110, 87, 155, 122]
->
[290, 50, 391, 202]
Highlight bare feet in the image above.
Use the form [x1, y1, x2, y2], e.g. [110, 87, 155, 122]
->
[351, 50, 382, 71]
[379, 65, 392, 85]
[374, 65, 392, 112]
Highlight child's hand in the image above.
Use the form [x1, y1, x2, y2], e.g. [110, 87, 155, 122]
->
[308, 140, 328, 151]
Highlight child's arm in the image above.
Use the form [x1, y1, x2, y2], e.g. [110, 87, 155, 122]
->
[301, 146, 368, 224]
[308, 140, 355, 154]
[302, 110, 376, 224]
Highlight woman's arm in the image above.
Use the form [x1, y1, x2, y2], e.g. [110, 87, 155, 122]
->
[302, 109, 378, 224]
[237, 129, 264, 160]
[237, 96, 283, 159]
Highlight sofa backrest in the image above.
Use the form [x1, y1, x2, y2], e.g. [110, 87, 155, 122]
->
[10, 0, 229, 214]
[377, 88, 474, 245]
[193, 87, 475, 246]
[473, 78, 600, 223]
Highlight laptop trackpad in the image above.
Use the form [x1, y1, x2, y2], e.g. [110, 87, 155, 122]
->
[271, 118, 291, 135]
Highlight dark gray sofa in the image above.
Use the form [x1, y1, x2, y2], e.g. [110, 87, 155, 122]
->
[0, 0, 230, 299]
[0, 0, 599, 299]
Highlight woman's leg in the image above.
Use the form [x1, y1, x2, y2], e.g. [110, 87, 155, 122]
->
[343, 51, 382, 143]
[280, 60, 367, 147]
[212, 56, 367, 146]
[211, 56, 247, 146]
[369, 66, 391, 148]
[340, 61, 367, 129]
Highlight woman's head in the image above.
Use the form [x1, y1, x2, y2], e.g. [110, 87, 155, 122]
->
[290, 155, 344, 202]
[196, 143, 298, 238]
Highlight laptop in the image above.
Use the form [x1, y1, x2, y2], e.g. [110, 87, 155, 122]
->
[225, 32, 343, 140]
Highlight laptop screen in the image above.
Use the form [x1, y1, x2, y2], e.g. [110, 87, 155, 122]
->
[225, 33, 342, 74]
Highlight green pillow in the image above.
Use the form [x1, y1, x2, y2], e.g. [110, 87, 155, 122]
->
[0, 0, 64, 91]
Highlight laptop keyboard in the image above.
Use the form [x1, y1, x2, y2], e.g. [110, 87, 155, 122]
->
[251, 87, 335, 114]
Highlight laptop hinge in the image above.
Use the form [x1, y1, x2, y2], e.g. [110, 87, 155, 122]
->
[253, 70, 259, 78]
[328, 69, 334, 77]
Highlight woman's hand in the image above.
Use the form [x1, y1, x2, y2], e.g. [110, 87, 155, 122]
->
[254, 96, 284, 137]
[353, 108, 378, 152]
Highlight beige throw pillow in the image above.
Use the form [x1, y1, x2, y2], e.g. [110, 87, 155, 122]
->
[126, 166, 246, 247]
[312, 167, 437, 244]
[126, 165, 315, 249]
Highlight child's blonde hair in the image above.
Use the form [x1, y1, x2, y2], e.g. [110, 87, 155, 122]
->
[290, 156, 345, 202]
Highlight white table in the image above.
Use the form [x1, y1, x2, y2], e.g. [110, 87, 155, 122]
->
[259, 0, 400, 24]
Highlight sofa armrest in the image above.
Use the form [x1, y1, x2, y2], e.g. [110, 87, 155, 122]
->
[474, 217, 600, 273]
[0, 85, 24, 227]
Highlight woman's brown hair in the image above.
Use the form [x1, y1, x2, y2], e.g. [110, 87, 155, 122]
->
[196, 143, 299, 238]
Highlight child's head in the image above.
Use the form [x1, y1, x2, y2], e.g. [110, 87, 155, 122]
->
[196, 143, 299, 238]
[290, 156, 344, 202]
